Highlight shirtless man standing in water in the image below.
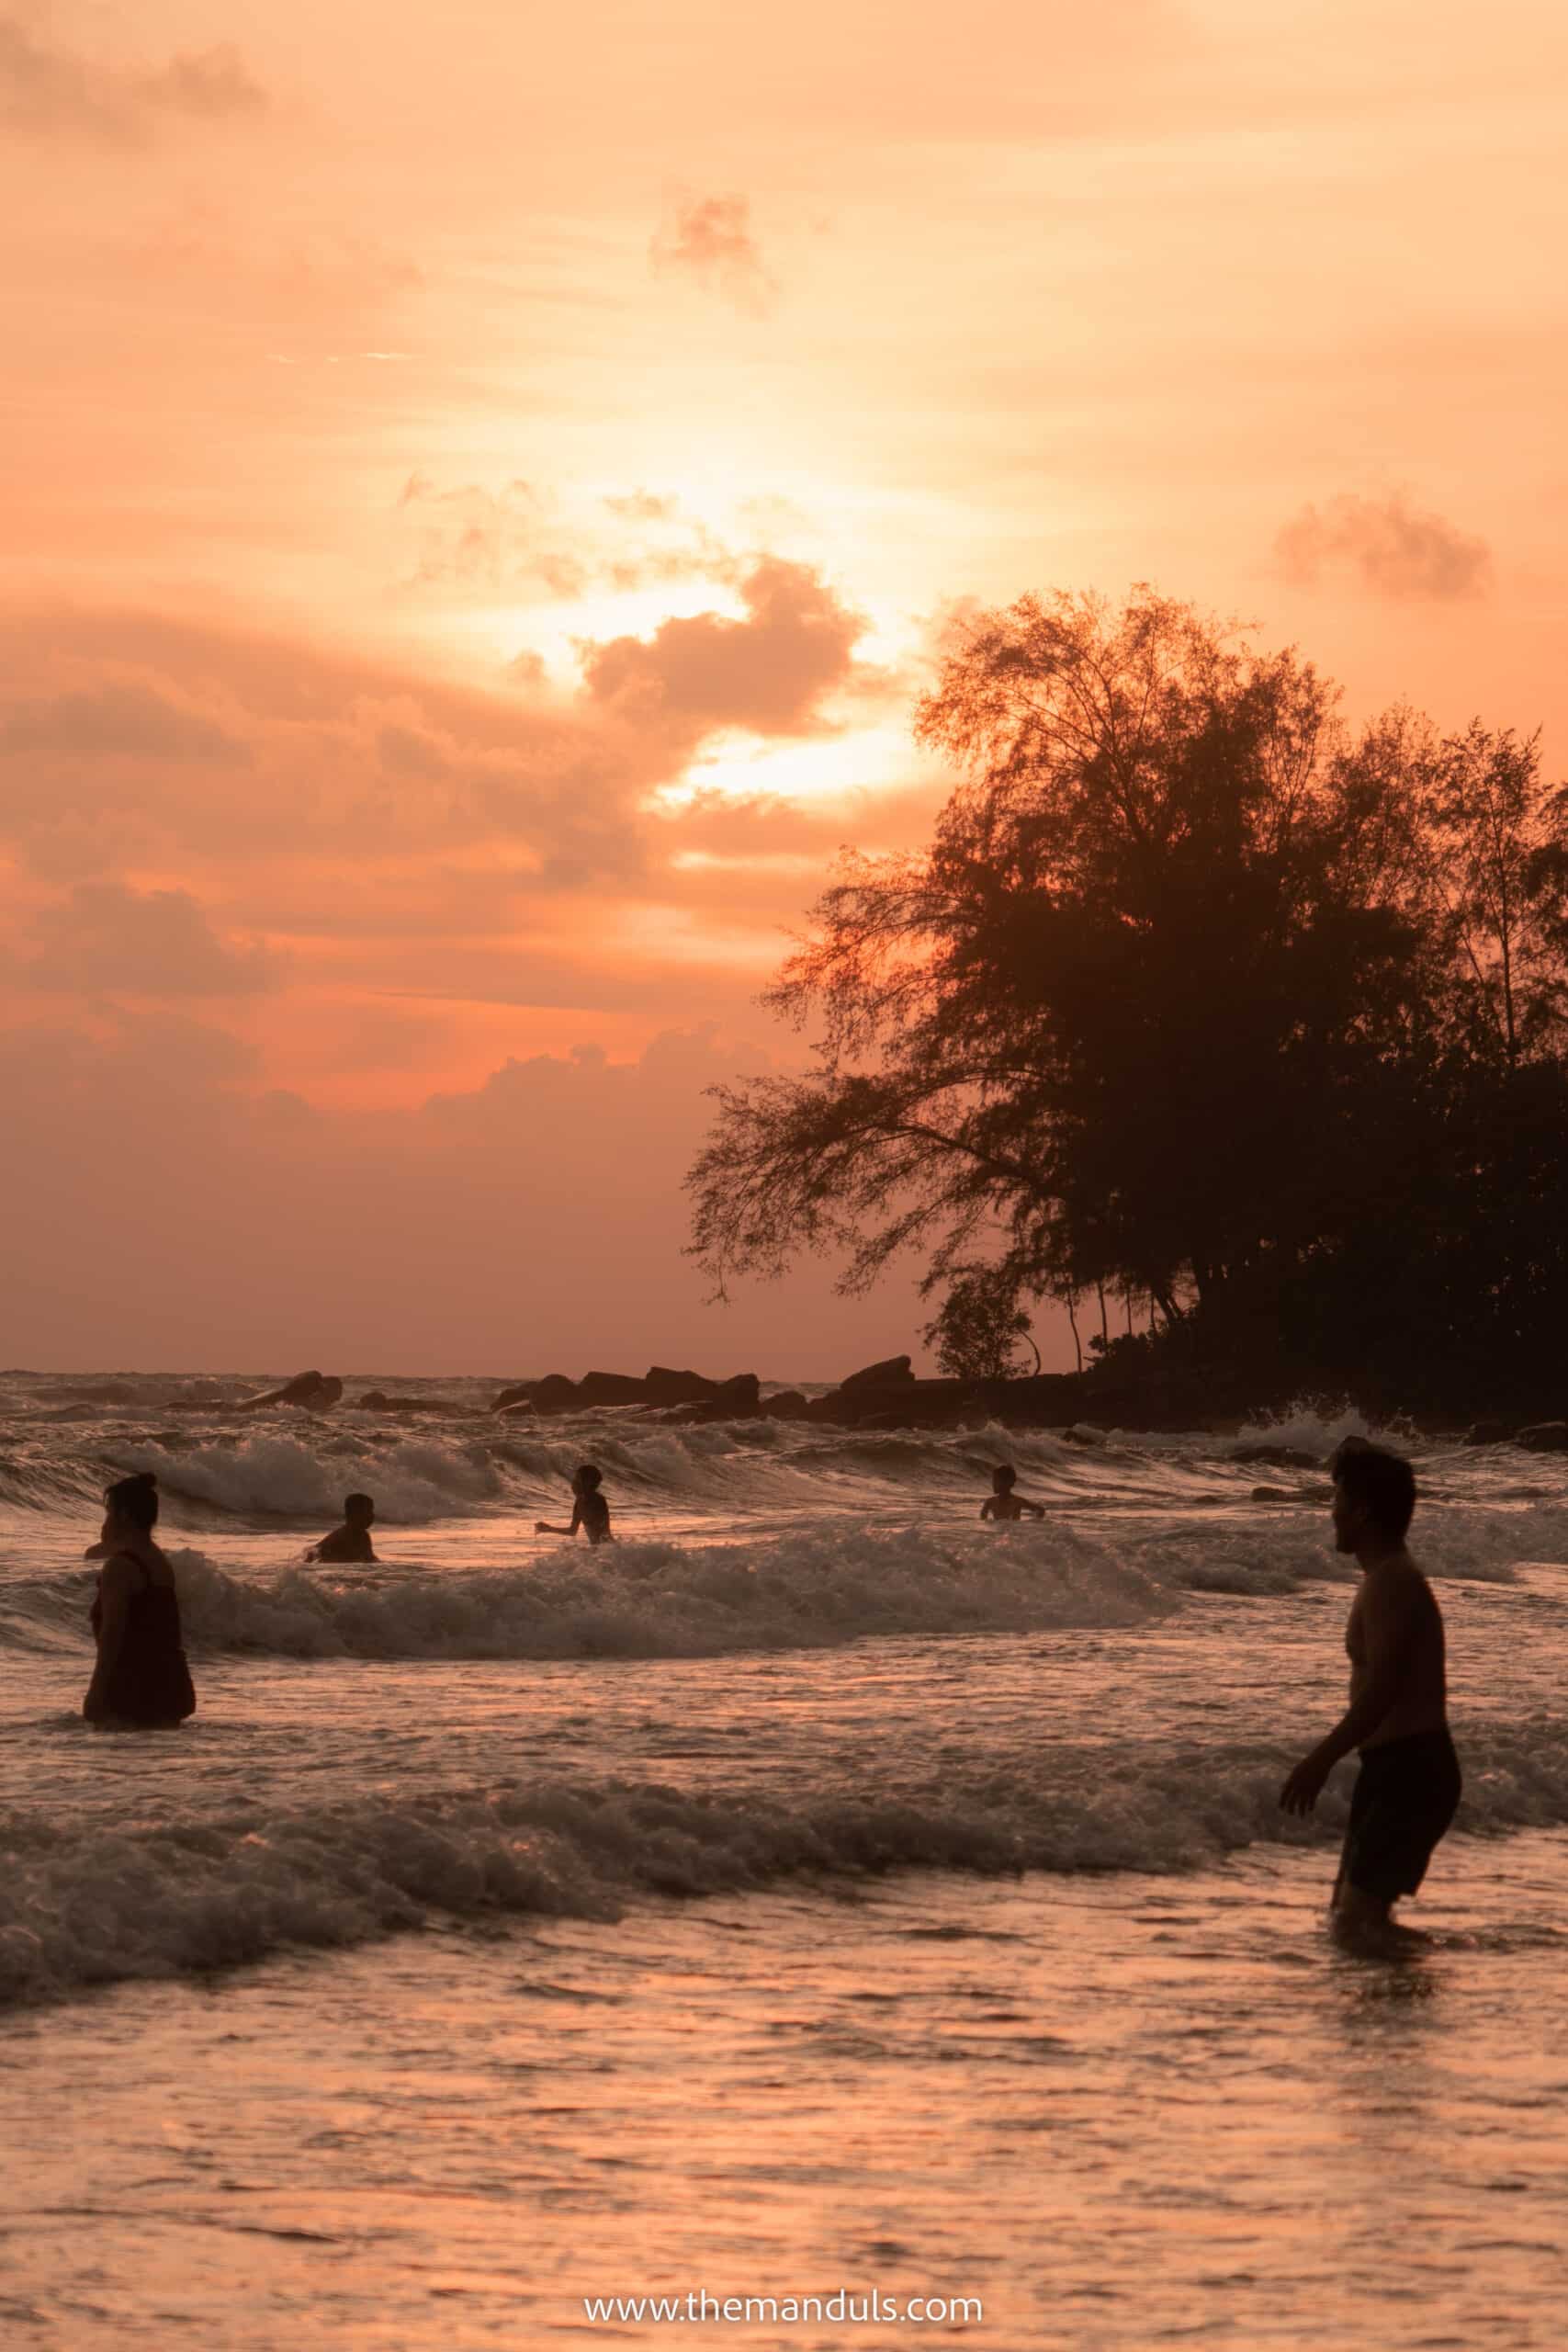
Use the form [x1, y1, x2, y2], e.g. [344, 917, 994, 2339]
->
[1279, 1440, 1461, 1950]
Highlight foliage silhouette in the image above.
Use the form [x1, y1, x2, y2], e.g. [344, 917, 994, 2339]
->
[687, 589, 1568, 1412]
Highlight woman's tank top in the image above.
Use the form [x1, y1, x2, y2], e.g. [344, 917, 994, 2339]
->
[90, 1555, 197, 1725]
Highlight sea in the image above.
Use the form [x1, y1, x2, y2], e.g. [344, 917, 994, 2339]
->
[4, 1370, 1568, 2351]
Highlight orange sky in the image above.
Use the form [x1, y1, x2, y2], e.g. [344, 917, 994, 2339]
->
[3, 0, 1565, 1372]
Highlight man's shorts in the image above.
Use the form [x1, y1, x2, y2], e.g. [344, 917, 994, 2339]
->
[1341, 1728, 1462, 1902]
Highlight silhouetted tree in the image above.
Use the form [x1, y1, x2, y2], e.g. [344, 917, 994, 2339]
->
[687, 587, 1568, 1410]
[922, 1261, 1042, 1379]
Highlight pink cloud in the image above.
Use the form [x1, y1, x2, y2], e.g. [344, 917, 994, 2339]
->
[1273, 492, 1493, 602]
[0, 17, 267, 145]
[650, 194, 778, 315]
[20, 883, 277, 998]
[581, 559, 867, 737]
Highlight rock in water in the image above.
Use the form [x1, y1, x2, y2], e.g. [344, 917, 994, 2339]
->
[576, 1371, 651, 1407]
[644, 1366, 719, 1406]
[839, 1354, 916, 1390]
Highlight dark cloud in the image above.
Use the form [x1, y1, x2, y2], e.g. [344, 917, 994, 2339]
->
[581, 559, 867, 738]
[1273, 492, 1492, 602]
[650, 194, 777, 316]
[0, 17, 267, 144]
[22, 883, 277, 998]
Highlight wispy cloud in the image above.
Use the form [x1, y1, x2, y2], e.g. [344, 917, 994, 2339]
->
[650, 193, 778, 316]
[0, 17, 267, 145]
[1273, 492, 1492, 602]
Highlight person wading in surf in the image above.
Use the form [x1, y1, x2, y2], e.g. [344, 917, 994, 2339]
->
[536, 1463, 614, 1545]
[1279, 1439, 1461, 1950]
[84, 1472, 197, 1729]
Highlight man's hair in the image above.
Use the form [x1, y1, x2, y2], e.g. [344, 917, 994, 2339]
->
[106, 1471, 159, 1532]
[344, 1492, 374, 1516]
[993, 1464, 1017, 1487]
[1332, 1441, 1416, 1542]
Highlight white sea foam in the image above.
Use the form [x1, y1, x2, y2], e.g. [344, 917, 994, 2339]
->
[108, 1433, 502, 1522]
[5, 1719, 1566, 2007]
[155, 1523, 1174, 1659]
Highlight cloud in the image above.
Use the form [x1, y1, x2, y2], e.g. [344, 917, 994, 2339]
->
[0, 607, 671, 883]
[0, 599, 918, 1061]
[22, 883, 277, 997]
[1272, 492, 1493, 602]
[650, 194, 778, 316]
[0, 679, 249, 763]
[580, 559, 867, 737]
[0, 1012, 920, 1373]
[396, 477, 745, 605]
[0, 17, 267, 144]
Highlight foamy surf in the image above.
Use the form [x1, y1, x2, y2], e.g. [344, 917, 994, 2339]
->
[5, 1718, 1567, 2008]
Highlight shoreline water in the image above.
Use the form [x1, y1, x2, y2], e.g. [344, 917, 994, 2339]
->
[7, 1374, 1568, 2345]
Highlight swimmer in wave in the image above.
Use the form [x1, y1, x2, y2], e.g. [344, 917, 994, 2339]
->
[980, 1464, 1045, 1522]
[536, 1463, 614, 1545]
[307, 1492, 378, 1564]
[1279, 1438, 1461, 1952]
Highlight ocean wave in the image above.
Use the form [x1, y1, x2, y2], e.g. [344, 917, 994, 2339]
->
[151, 1526, 1175, 1660]
[3, 1394, 1564, 1542]
[6, 1481, 1565, 1667]
[4, 1719, 1566, 2007]
[108, 1433, 506, 1522]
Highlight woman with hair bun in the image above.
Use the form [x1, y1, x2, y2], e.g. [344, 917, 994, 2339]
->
[84, 1473, 197, 1727]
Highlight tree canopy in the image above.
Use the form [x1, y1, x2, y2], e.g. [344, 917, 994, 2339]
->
[686, 588, 1568, 1411]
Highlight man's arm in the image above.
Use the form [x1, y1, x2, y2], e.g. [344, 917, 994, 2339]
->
[979, 1499, 997, 1521]
[1280, 1575, 1419, 1813]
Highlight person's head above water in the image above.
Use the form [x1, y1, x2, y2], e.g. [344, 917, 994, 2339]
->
[102, 1471, 159, 1544]
[1330, 1440, 1416, 1554]
[573, 1464, 604, 1494]
[344, 1492, 374, 1527]
[991, 1464, 1018, 1492]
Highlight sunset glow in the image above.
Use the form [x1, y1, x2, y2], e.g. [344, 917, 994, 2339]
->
[4, 0, 1564, 1368]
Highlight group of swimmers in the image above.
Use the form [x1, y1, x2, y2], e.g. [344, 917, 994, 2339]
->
[80, 1439, 1457, 1953]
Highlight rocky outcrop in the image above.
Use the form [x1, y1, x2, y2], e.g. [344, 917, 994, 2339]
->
[240, 1371, 343, 1411]
[762, 1389, 811, 1419]
[577, 1371, 653, 1407]
[644, 1366, 719, 1406]
[1462, 1419, 1512, 1446]
[839, 1354, 916, 1391]
[1517, 1421, 1568, 1453]
[809, 1377, 976, 1427]
[489, 1367, 759, 1418]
